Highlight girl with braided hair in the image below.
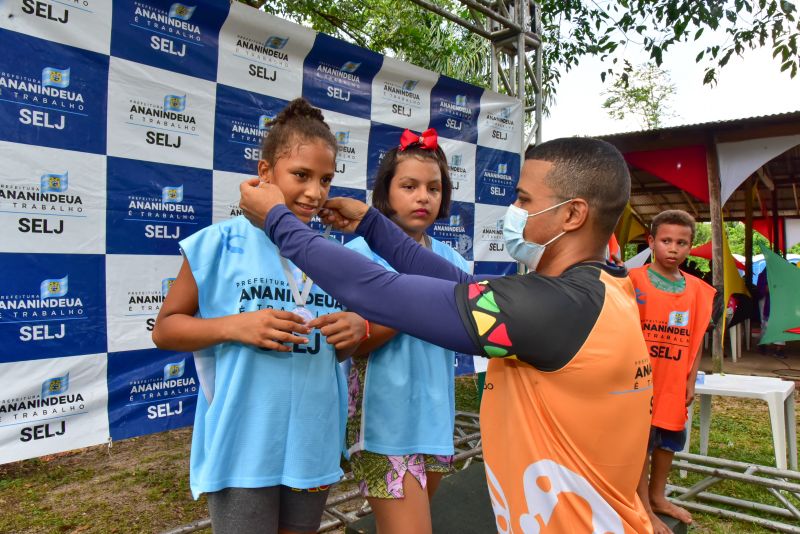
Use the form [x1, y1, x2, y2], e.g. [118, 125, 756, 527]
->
[153, 98, 367, 534]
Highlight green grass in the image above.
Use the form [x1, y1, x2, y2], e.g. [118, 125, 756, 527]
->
[454, 374, 481, 413]
[0, 377, 795, 533]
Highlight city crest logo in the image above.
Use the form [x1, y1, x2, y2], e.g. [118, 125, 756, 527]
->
[265, 36, 289, 50]
[163, 359, 185, 381]
[402, 80, 419, 91]
[42, 67, 71, 89]
[668, 310, 690, 327]
[42, 373, 69, 398]
[455, 94, 467, 106]
[162, 185, 184, 203]
[450, 154, 463, 168]
[497, 163, 508, 174]
[335, 131, 350, 144]
[168, 3, 196, 20]
[340, 61, 361, 73]
[258, 114, 274, 131]
[164, 94, 187, 113]
[40, 276, 69, 299]
[40, 172, 69, 193]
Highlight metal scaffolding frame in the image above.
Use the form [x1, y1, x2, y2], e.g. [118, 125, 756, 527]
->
[669, 452, 800, 533]
[406, 0, 544, 154]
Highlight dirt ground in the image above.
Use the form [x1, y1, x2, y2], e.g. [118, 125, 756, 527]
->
[0, 427, 206, 533]
[0, 376, 482, 533]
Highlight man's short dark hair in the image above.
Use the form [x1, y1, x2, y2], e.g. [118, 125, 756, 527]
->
[525, 138, 630, 239]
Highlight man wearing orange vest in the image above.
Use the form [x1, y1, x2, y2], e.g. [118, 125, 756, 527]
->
[240, 138, 654, 533]
[629, 210, 716, 534]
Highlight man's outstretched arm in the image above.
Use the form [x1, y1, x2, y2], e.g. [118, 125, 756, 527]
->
[266, 205, 478, 354]
[351, 207, 476, 283]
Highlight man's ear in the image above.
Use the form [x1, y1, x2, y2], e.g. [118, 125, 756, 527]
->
[258, 160, 272, 183]
[562, 198, 589, 231]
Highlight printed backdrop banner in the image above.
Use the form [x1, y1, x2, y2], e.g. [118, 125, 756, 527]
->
[0, 0, 523, 464]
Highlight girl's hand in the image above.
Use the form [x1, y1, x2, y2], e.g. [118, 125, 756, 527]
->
[226, 309, 311, 352]
[319, 197, 369, 233]
[239, 178, 286, 228]
[309, 312, 366, 350]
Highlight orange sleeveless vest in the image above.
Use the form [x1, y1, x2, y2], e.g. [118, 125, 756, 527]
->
[628, 266, 715, 430]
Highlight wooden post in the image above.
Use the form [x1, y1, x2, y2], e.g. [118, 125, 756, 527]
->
[619, 205, 633, 258]
[745, 176, 754, 292]
[707, 137, 724, 374]
[772, 187, 781, 254]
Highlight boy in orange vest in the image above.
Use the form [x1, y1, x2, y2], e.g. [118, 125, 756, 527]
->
[628, 210, 716, 534]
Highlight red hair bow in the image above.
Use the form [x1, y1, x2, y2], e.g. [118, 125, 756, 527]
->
[399, 128, 438, 151]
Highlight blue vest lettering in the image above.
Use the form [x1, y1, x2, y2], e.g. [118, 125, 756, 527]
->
[293, 332, 321, 354]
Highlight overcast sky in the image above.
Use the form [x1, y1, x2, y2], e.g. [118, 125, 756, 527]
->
[542, 33, 800, 141]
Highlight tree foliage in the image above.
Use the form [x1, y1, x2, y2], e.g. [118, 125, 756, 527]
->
[237, 0, 799, 106]
[239, 0, 490, 87]
[602, 64, 677, 129]
[689, 221, 777, 273]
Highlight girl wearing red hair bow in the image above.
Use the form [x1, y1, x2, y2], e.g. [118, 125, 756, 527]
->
[341, 128, 469, 533]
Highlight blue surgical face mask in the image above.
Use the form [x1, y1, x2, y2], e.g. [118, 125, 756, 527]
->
[502, 199, 572, 271]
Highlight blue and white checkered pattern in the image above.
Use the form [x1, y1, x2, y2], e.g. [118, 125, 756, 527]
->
[0, 0, 521, 464]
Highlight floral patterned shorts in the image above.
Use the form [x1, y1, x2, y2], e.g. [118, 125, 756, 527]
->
[349, 449, 453, 499]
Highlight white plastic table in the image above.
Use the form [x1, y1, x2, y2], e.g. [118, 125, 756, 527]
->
[683, 373, 797, 470]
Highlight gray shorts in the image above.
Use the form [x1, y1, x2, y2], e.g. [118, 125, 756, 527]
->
[206, 485, 330, 534]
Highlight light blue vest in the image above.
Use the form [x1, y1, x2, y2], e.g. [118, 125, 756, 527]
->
[181, 216, 346, 498]
[345, 236, 469, 456]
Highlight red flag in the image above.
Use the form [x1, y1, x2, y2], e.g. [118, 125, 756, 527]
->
[625, 145, 709, 202]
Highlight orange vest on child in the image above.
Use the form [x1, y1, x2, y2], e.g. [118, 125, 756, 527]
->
[628, 266, 715, 430]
